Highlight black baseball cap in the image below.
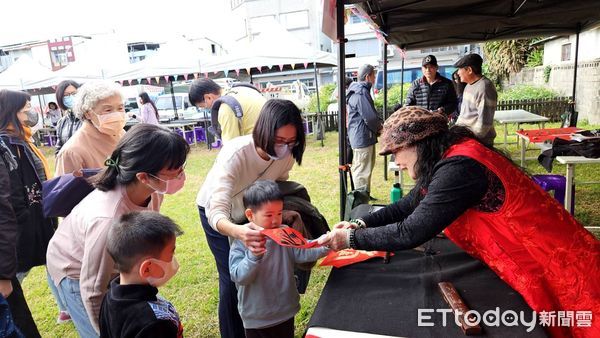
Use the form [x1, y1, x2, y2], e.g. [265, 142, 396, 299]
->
[454, 53, 483, 69]
[422, 55, 438, 67]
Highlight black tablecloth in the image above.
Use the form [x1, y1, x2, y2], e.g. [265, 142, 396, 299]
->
[308, 237, 547, 337]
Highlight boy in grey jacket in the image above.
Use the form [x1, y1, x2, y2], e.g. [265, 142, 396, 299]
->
[229, 180, 330, 338]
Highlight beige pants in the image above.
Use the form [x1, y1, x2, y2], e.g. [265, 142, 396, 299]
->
[352, 144, 376, 193]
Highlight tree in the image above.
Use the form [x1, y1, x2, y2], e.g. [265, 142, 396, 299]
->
[483, 39, 541, 85]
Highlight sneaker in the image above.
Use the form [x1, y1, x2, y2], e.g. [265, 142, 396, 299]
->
[57, 311, 71, 324]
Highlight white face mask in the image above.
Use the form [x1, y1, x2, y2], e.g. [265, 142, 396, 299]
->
[145, 256, 179, 287]
[268, 143, 293, 160]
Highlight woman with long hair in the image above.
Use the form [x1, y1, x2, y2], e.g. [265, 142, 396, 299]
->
[0, 89, 56, 337]
[320, 106, 599, 338]
[138, 92, 159, 125]
[196, 99, 306, 338]
[46, 124, 189, 336]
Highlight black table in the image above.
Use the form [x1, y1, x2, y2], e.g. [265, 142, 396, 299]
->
[307, 237, 547, 337]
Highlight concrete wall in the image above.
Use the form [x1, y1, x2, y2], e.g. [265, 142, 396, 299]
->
[505, 59, 600, 123]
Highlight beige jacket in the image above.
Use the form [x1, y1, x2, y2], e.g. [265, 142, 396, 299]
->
[55, 121, 123, 176]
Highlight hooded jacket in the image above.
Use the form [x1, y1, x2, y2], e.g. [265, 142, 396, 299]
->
[346, 81, 382, 149]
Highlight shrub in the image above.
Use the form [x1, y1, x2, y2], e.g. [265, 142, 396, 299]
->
[374, 83, 411, 113]
[307, 83, 336, 113]
[498, 85, 560, 101]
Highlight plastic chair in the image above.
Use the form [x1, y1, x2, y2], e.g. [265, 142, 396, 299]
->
[532, 174, 575, 214]
[174, 128, 184, 137]
[183, 130, 195, 145]
[211, 139, 222, 149]
[194, 126, 207, 143]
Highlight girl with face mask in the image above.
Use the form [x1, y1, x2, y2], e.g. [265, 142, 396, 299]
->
[55, 80, 127, 176]
[0, 89, 57, 337]
[195, 99, 306, 338]
[54, 80, 82, 154]
[46, 124, 189, 337]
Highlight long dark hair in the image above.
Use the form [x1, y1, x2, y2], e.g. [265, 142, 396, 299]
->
[94, 124, 190, 191]
[412, 126, 513, 205]
[56, 80, 80, 111]
[252, 99, 306, 165]
[139, 92, 159, 120]
[0, 89, 31, 138]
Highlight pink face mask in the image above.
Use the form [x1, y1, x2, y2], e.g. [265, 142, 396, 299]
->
[147, 171, 186, 195]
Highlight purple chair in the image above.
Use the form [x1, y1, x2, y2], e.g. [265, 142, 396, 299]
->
[532, 174, 575, 214]
[211, 139, 222, 149]
[183, 130, 195, 145]
[194, 126, 207, 143]
[175, 128, 184, 137]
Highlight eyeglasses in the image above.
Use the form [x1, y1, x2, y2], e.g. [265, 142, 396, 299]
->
[149, 162, 186, 181]
[275, 140, 299, 148]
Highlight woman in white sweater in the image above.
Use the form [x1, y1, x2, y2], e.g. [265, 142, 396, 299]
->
[196, 99, 306, 338]
[46, 124, 189, 337]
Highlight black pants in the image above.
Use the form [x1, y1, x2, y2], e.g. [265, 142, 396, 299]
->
[7, 277, 40, 338]
[245, 317, 294, 338]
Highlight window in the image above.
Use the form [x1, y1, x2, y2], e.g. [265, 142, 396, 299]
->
[346, 39, 379, 57]
[280, 11, 309, 30]
[561, 43, 571, 61]
[349, 13, 365, 24]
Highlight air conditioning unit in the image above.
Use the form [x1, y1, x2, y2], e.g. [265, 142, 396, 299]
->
[387, 45, 395, 57]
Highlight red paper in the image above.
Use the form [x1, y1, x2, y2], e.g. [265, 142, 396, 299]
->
[516, 127, 583, 143]
[262, 227, 321, 249]
[319, 249, 391, 268]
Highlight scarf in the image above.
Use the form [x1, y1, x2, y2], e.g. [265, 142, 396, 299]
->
[6, 124, 51, 179]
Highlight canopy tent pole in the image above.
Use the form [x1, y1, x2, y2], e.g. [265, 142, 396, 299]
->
[383, 41, 389, 181]
[337, 0, 348, 221]
[250, 69, 254, 84]
[313, 62, 324, 147]
[400, 54, 405, 104]
[169, 79, 178, 120]
[572, 25, 581, 104]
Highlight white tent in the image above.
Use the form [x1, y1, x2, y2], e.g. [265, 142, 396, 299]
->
[200, 20, 337, 76]
[0, 55, 54, 90]
[108, 37, 211, 84]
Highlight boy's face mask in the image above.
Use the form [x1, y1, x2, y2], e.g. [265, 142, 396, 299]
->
[143, 256, 179, 287]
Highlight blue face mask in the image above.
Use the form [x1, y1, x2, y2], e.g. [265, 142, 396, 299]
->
[63, 95, 74, 109]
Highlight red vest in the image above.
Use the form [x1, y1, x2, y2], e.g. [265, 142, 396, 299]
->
[444, 139, 600, 338]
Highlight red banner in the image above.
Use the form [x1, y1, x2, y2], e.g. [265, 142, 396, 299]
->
[319, 249, 391, 268]
[262, 227, 322, 249]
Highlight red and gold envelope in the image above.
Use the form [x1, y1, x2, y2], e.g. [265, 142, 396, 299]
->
[261, 227, 322, 249]
[319, 249, 391, 268]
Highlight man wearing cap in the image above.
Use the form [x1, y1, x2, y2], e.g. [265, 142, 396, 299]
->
[346, 64, 383, 197]
[454, 53, 498, 146]
[404, 55, 457, 116]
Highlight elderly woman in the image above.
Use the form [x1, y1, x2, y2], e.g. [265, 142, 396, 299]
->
[55, 81, 126, 176]
[47, 124, 189, 337]
[196, 99, 306, 338]
[320, 106, 599, 338]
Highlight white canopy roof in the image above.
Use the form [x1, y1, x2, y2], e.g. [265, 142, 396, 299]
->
[0, 55, 54, 90]
[201, 20, 337, 76]
[108, 38, 209, 84]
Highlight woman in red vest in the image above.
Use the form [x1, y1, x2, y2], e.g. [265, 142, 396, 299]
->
[320, 106, 599, 338]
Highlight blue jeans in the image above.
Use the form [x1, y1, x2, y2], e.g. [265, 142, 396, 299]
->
[46, 270, 67, 313]
[198, 206, 245, 338]
[56, 278, 98, 338]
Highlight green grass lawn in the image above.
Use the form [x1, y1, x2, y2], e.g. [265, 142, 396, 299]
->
[25, 121, 600, 337]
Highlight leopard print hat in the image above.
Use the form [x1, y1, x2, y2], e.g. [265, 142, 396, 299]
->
[379, 106, 449, 155]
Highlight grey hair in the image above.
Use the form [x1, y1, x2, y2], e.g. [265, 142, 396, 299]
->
[358, 64, 375, 81]
[73, 81, 123, 120]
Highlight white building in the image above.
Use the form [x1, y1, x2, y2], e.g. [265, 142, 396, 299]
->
[541, 26, 600, 65]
